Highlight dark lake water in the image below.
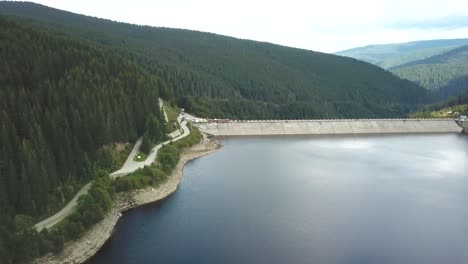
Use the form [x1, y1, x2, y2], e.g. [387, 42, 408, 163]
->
[88, 134, 468, 264]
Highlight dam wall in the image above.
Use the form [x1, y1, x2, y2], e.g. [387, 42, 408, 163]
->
[194, 119, 462, 136]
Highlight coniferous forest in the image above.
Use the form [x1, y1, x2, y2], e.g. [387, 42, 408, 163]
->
[0, 2, 431, 119]
[0, 2, 445, 263]
[0, 18, 166, 262]
[392, 45, 468, 101]
[410, 90, 468, 118]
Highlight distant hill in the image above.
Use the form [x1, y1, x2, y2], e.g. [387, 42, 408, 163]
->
[0, 1, 430, 119]
[336, 39, 468, 69]
[392, 45, 468, 100]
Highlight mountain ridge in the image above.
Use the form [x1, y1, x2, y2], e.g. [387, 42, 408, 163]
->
[390, 44, 468, 70]
[0, 1, 430, 119]
[336, 38, 468, 69]
[392, 45, 468, 100]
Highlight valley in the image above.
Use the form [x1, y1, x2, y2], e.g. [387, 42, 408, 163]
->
[1, 1, 468, 264]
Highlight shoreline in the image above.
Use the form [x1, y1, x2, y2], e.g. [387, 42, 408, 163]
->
[33, 134, 222, 264]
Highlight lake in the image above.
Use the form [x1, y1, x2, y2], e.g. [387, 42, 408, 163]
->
[87, 134, 468, 264]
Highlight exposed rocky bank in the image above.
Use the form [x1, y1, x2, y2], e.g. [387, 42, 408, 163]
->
[33, 135, 221, 264]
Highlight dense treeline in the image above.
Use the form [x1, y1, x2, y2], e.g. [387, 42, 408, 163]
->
[394, 62, 468, 91]
[441, 90, 468, 107]
[177, 96, 418, 119]
[393, 45, 468, 100]
[140, 113, 166, 154]
[0, 1, 431, 118]
[410, 91, 468, 118]
[0, 18, 166, 263]
[410, 104, 468, 118]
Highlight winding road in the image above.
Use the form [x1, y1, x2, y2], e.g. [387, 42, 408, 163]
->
[35, 183, 92, 231]
[110, 116, 190, 179]
[35, 101, 190, 231]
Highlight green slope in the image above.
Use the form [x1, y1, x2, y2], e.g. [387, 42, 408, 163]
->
[410, 104, 468, 118]
[410, 91, 468, 118]
[392, 45, 468, 100]
[0, 1, 430, 119]
[0, 17, 167, 263]
[336, 39, 468, 69]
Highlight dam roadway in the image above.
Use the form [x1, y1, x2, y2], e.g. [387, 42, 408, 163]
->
[194, 118, 464, 136]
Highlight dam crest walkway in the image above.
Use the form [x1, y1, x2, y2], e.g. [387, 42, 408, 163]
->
[194, 118, 464, 136]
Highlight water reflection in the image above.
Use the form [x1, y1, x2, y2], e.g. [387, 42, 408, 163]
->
[88, 134, 468, 264]
[435, 150, 468, 175]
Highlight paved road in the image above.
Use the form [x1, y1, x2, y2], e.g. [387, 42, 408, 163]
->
[109, 137, 142, 178]
[35, 100, 189, 231]
[35, 182, 92, 231]
[168, 129, 181, 138]
[182, 112, 206, 123]
[110, 116, 190, 179]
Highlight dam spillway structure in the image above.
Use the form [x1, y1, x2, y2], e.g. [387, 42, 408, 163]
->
[194, 118, 464, 136]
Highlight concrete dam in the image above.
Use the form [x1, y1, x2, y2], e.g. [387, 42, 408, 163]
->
[194, 119, 463, 136]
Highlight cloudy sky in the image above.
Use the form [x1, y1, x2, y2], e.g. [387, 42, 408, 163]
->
[28, 0, 468, 53]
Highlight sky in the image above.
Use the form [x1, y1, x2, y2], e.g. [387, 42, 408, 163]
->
[25, 0, 468, 53]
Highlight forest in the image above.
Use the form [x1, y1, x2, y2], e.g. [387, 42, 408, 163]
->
[0, 1, 431, 119]
[410, 90, 468, 118]
[0, 18, 168, 263]
[392, 45, 468, 101]
[0, 2, 448, 263]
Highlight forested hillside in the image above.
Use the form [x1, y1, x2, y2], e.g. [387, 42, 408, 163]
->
[0, 1, 430, 119]
[336, 39, 468, 69]
[410, 91, 468, 118]
[0, 18, 166, 262]
[392, 45, 468, 100]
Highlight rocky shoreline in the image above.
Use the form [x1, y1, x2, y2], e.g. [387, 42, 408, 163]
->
[33, 135, 222, 264]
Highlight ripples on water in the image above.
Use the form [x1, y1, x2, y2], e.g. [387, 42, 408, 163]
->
[88, 134, 468, 264]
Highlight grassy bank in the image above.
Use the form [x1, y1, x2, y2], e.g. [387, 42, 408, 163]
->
[133, 151, 148, 162]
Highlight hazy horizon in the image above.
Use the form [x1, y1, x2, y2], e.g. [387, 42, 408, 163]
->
[8, 0, 468, 53]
